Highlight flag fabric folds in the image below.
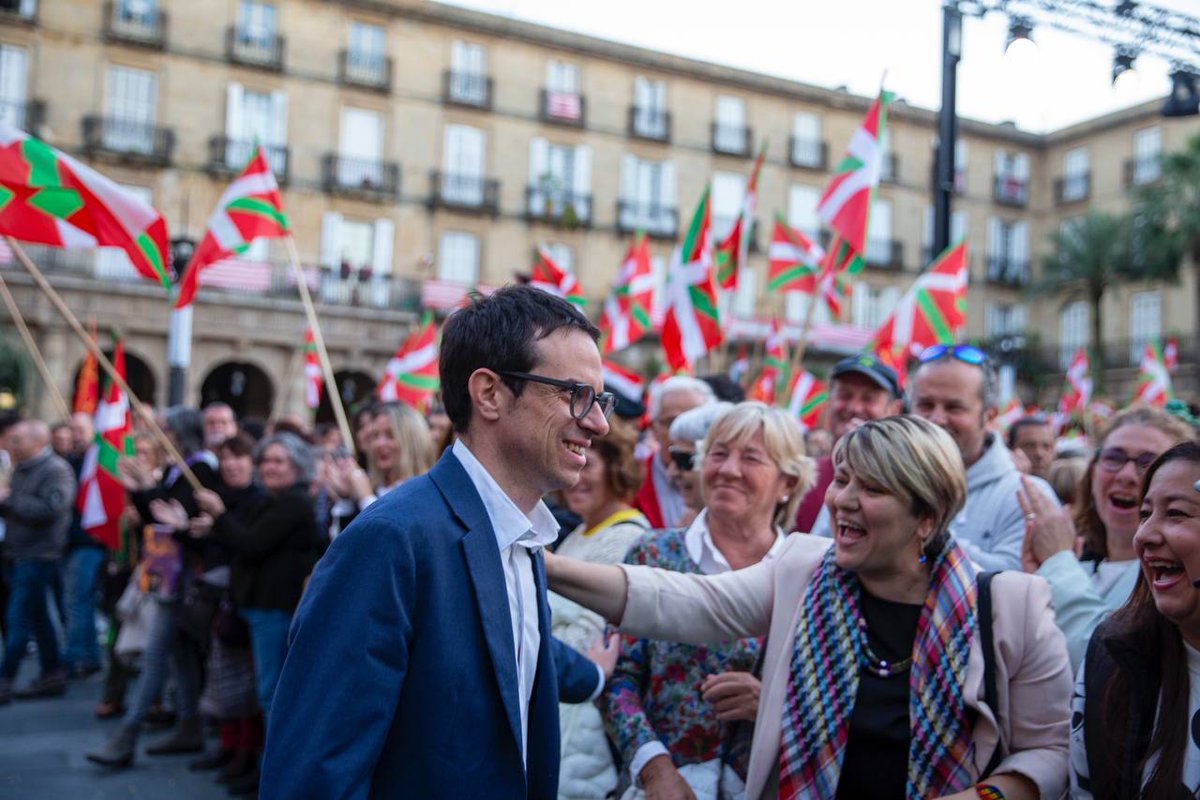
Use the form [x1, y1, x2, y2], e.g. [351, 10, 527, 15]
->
[784, 368, 827, 433]
[715, 146, 766, 290]
[76, 336, 133, 550]
[598, 233, 654, 354]
[767, 214, 825, 294]
[748, 318, 788, 405]
[303, 328, 322, 410]
[176, 145, 289, 308]
[378, 311, 440, 409]
[529, 247, 585, 307]
[601, 359, 644, 404]
[1133, 342, 1172, 407]
[0, 121, 170, 288]
[660, 186, 722, 373]
[1057, 348, 1093, 425]
[870, 240, 968, 362]
[74, 322, 99, 414]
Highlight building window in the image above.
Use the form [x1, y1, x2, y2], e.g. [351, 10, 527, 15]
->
[345, 21, 387, 86]
[790, 112, 822, 168]
[441, 124, 486, 205]
[785, 292, 831, 325]
[865, 198, 892, 266]
[1131, 127, 1161, 186]
[618, 155, 676, 238]
[224, 83, 287, 175]
[439, 231, 480, 285]
[105, 65, 157, 154]
[985, 303, 1027, 340]
[731, 264, 757, 317]
[922, 206, 967, 264]
[1060, 147, 1089, 202]
[986, 218, 1029, 285]
[631, 76, 667, 140]
[235, 0, 276, 48]
[528, 139, 591, 223]
[1059, 300, 1089, 369]
[543, 60, 582, 124]
[852, 283, 900, 329]
[337, 106, 384, 187]
[318, 213, 394, 307]
[711, 171, 745, 241]
[0, 45, 27, 131]
[787, 185, 820, 238]
[448, 40, 488, 106]
[713, 95, 747, 155]
[1130, 290, 1161, 364]
[992, 150, 1029, 205]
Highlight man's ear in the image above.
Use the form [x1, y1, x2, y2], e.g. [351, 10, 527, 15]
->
[983, 406, 998, 427]
[468, 369, 506, 423]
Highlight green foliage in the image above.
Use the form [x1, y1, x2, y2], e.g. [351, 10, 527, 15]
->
[1136, 132, 1200, 270]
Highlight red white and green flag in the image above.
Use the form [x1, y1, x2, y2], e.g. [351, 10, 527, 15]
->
[378, 310, 440, 409]
[601, 359, 644, 405]
[1133, 342, 1173, 407]
[784, 368, 828, 433]
[599, 232, 654, 354]
[529, 247, 585, 307]
[816, 89, 893, 255]
[767, 213, 825, 294]
[303, 327, 322, 410]
[76, 336, 133, 550]
[176, 145, 288, 308]
[995, 397, 1024, 433]
[748, 318, 788, 405]
[715, 145, 767, 290]
[870, 240, 968, 362]
[1057, 348, 1093, 426]
[74, 321, 99, 414]
[0, 121, 169, 288]
[1163, 336, 1179, 372]
[660, 186, 722, 373]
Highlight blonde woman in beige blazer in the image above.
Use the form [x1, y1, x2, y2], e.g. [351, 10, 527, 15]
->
[548, 416, 1073, 800]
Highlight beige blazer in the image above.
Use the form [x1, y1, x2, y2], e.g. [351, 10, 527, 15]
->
[619, 533, 1072, 799]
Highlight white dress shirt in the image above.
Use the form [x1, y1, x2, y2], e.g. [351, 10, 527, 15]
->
[452, 439, 560, 765]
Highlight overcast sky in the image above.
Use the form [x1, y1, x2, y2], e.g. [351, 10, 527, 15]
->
[438, 0, 1189, 133]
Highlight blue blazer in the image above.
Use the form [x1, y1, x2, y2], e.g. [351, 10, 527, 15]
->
[261, 451, 600, 799]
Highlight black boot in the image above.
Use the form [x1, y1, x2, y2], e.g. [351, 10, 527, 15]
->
[189, 748, 234, 771]
[145, 716, 204, 755]
[217, 749, 256, 784]
[14, 669, 68, 699]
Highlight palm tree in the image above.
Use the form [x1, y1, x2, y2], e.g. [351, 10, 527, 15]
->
[1034, 210, 1178, 394]
[1137, 132, 1200, 316]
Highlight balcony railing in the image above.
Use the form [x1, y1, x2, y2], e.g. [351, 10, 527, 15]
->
[322, 154, 400, 199]
[539, 89, 585, 127]
[525, 186, 591, 227]
[1123, 157, 1161, 188]
[931, 162, 966, 194]
[226, 26, 284, 70]
[1036, 336, 1196, 372]
[880, 152, 900, 184]
[207, 136, 289, 184]
[985, 256, 1030, 287]
[0, 0, 36, 24]
[1055, 172, 1091, 204]
[616, 199, 677, 240]
[864, 238, 903, 270]
[338, 50, 391, 92]
[0, 98, 44, 135]
[993, 174, 1029, 207]
[82, 116, 174, 163]
[789, 137, 827, 170]
[428, 171, 499, 214]
[318, 270, 420, 312]
[103, 1, 165, 48]
[711, 122, 751, 157]
[442, 70, 493, 109]
[628, 106, 669, 142]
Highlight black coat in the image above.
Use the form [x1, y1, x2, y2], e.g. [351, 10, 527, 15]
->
[211, 483, 319, 613]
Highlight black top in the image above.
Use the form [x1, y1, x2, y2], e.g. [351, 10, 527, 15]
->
[837, 590, 923, 800]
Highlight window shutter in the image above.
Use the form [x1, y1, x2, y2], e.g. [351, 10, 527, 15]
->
[0, 46, 25, 106]
[1014, 153, 1029, 181]
[572, 144, 591, 196]
[619, 154, 638, 201]
[528, 137, 549, 185]
[320, 212, 343, 268]
[372, 218, 394, 276]
[659, 161, 676, 211]
[225, 82, 244, 141]
[270, 90, 288, 146]
[986, 217, 1002, 259]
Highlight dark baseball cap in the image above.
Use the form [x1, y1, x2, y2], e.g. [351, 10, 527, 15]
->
[830, 354, 902, 398]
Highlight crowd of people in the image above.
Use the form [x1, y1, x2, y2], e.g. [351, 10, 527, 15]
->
[0, 284, 1198, 799]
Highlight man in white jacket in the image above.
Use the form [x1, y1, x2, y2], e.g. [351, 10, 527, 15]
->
[908, 344, 1057, 571]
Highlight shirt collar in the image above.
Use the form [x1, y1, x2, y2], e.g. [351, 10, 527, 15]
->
[684, 509, 787, 573]
[452, 439, 559, 551]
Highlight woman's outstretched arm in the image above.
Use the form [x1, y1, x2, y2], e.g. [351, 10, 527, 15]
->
[543, 550, 629, 624]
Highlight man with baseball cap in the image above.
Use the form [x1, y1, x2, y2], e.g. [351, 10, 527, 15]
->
[796, 354, 904, 534]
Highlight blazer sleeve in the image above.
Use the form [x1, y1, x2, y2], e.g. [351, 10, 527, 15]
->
[552, 635, 602, 704]
[991, 574, 1073, 798]
[259, 514, 415, 800]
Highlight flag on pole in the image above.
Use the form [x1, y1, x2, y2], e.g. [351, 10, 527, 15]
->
[766, 213, 825, 293]
[1163, 335, 1179, 372]
[0, 120, 170, 288]
[176, 145, 289, 308]
[303, 327, 322, 410]
[715, 145, 767, 290]
[1133, 342, 1173, 407]
[870, 240, 969, 361]
[748, 318, 788, 405]
[73, 320, 99, 414]
[783, 368, 827, 433]
[1057, 348, 1093, 426]
[529, 247, 585, 307]
[378, 310, 440, 409]
[660, 186, 722, 373]
[76, 335, 133, 550]
[598, 233, 654, 354]
[601, 359, 644, 405]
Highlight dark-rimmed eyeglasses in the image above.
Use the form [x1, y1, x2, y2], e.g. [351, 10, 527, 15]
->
[497, 371, 616, 421]
[667, 448, 696, 472]
[1097, 447, 1159, 475]
[917, 343, 989, 366]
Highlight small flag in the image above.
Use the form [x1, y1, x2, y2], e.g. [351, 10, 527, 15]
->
[378, 310, 440, 409]
[303, 328, 322, 410]
[784, 368, 827, 433]
[529, 247, 585, 307]
[767, 213, 825, 294]
[599, 233, 654, 354]
[660, 186, 722, 372]
[76, 335, 133, 550]
[715, 145, 766, 290]
[1133, 342, 1172, 407]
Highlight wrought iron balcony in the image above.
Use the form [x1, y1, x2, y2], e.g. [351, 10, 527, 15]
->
[788, 137, 827, 170]
[207, 136, 289, 184]
[627, 106, 670, 142]
[0, 0, 36, 25]
[0, 98, 44, 136]
[880, 152, 900, 184]
[103, 1, 165, 48]
[82, 116, 174, 164]
[338, 50, 391, 92]
[985, 256, 1030, 287]
[322, 154, 400, 200]
[442, 70, 493, 109]
[864, 238, 904, 270]
[1123, 157, 1161, 188]
[616, 199, 677, 240]
[525, 186, 591, 227]
[226, 26, 284, 71]
[539, 89, 585, 127]
[428, 171, 499, 214]
[992, 174, 1029, 207]
[1054, 173, 1091, 204]
[711, 122, 752, 157]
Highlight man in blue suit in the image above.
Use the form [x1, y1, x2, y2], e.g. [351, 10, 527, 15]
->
[262, 286, 617, 799]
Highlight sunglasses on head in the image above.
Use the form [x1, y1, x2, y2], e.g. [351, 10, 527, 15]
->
[667, 448, 696, 472]
[917, 344, 989, 366]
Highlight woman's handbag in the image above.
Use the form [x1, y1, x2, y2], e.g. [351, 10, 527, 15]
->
[113, 568, 162, 666]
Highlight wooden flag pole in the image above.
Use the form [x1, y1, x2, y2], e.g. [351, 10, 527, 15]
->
[284, 236, 356, 457]
[0, 269, 70, 420]
[6, 237, 203, 492]
[787, 290, 820, 380]
[268, 337, 304, 429]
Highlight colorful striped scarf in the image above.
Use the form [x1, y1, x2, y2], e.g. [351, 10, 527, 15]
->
[777, 539, 978, 799]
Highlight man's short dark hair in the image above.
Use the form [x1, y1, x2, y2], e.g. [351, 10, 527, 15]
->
[440, 285, 600, 433]
[1006, 415, 1051, 449]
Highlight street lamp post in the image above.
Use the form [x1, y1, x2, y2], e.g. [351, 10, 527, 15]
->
[933, 2, 962, 259]
[167, 236, 195, 407]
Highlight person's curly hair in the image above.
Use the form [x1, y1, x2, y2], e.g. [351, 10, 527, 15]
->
[590, 424, 644, 503]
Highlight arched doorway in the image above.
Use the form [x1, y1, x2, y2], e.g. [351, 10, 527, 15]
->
[315, 369, 376, 425]
[200, 361, 274, 421]
[71, 350, 158, 412]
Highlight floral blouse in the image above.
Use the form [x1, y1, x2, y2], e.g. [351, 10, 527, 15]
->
[600, 526, 764, 781]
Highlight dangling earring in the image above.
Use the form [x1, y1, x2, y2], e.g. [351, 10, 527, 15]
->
[917, 537, 929, 564]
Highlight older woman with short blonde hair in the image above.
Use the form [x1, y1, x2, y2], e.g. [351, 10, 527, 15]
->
[550, 415, 1072, 800]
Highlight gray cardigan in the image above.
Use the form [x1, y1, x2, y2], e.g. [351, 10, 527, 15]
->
[1, 447, 76, 561]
